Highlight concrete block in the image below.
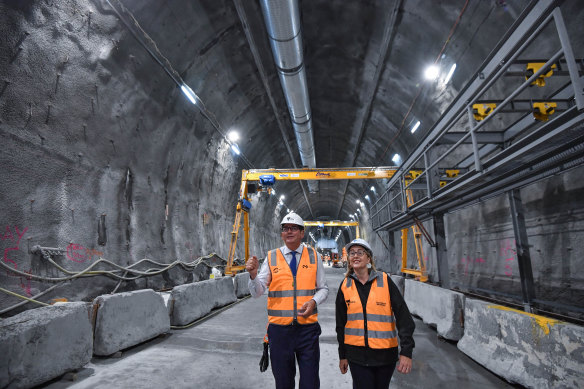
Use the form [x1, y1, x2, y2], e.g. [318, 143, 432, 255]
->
[390, 274, 405, 296]
[93, 289, 170, 356]
[0, 302, 92, 389]
[234, 272, 251, 298]
[404, 279, 464, 340]
[458, 298, 584, 388]
[170, 276, 237, 326]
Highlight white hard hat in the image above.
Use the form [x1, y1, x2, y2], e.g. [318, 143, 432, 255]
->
[345, 238, 372, 254]
[281, 212, 304, 228]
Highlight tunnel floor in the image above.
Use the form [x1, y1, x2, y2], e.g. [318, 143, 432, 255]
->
[42, 267, 515, 388]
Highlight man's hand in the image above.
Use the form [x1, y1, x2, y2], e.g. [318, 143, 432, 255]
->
[396, 355, 412, 374]
[339, 359, 348, 374]
[246, 256, 259, 279]
[297, 299, 316, 317]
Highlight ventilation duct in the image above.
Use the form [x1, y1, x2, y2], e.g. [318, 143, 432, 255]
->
[260, 0, 318, 192]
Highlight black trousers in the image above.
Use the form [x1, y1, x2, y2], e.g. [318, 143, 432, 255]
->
[348, 360, 397, 389]
[268, 322, 321, 389]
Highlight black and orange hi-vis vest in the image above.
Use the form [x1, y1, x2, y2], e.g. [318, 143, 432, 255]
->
[341, 272, 398, 349]
[267, 246, 318, 325]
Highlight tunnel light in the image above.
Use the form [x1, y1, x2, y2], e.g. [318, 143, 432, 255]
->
[411, 121, 421, 134]
[287, 209, 290, 213]
[424, 65, 440, 81]
[370, 186, 375, 192]
[392, 153, 402, 165]
[271, 189, 276, 196]
[444, 63, 456, 84]
[231, 144, 241, 155]
[280, 195, 285, 200]
[364, 195, 370, 200]
[228, 131, 240, 142]
[356, 200, 360, 204]
[181, 84, 198, 105]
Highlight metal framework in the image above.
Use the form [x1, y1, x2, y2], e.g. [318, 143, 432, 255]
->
[371, 2, 583, 232]
[225, 167, 430, 275]
[304, 220, 361, 239]
[370, 2, 583, 312]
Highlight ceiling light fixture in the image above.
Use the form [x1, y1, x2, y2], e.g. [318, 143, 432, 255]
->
[231, 144, 241, 155]
[392, 153, 402, 165]
[444, 63, 456, 84]
[411, 121, 421, 134]
[227, 131, 240, 142]
[181, 84, 198, 105]
[424, 65, 439, 81]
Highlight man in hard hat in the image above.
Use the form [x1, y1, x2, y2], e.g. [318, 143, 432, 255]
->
[247, 212, 329, 389]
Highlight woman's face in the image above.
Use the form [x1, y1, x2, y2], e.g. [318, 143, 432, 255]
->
[348, 245, 370, 271]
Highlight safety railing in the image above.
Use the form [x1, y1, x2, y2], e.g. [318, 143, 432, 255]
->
[372, 1, 584, 232]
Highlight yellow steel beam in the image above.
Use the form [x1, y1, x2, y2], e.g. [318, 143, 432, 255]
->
[304, 221, 360, 227]
[242, 167, 398, 181]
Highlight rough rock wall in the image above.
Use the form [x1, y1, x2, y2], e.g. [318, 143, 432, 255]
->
[0, 0, 281, 315]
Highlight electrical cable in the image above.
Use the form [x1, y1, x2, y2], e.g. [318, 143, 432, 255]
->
[0, 287, 50, 308]
[0, 251, 228, 315]
[0, 249, 221, 283]
[0, 282, 67, 315]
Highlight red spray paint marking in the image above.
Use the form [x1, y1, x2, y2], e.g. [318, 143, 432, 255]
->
[2, 226, 31, 295]
[500, 239, 516, 277]
[3, 226, 29, 274]
[460, 257, 486, 275]
[66, 243, 103, 263]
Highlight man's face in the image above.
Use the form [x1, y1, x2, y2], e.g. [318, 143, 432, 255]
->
[281, 223, 304, 249]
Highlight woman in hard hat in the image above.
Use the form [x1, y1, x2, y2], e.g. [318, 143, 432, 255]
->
[335, 238, 415, 388]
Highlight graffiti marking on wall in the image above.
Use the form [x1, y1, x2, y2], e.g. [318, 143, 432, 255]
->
[66, 243, 103, 263]
[2, 225, 31, 295]
[460, 256, 486, 276]
[501, 239, 516, 277]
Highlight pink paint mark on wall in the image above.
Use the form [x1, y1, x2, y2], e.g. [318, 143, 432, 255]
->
[66, 243, 103, 263]
[460, 256, 486, 275]
[500, 239, 516, 277]
[2, 226, 31, 295]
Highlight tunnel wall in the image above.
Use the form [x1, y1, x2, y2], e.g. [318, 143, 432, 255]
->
[380, 165, 584, 321]
[0, 1, 281, 316]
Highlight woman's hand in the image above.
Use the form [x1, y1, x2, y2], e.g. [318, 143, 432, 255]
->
[339, 359, 348, 374]
[396, 355, 412, 374]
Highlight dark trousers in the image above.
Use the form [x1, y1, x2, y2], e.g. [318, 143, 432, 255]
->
[268, 322, 321, 389]
[348, 360, 396, 389]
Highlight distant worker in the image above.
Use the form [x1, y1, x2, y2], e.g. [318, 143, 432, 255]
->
[336, 238, 415, 388]
[247, 212, 329, 389]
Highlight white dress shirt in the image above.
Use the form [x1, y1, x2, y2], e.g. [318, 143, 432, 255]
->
[248, 243, 329, 306]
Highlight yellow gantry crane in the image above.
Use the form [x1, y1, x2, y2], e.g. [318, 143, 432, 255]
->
[304, 220, 361, 239]
[225, 167, 437, 280]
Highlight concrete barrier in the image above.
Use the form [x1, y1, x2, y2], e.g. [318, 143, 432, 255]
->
[389, 274, 405, 296]
[0, 302, 92, 388]
[458, 298, 584, 388]
[404, 279, 464, 340]
[93, 289, 170, 356]
[170, 276, 237, 326]
[233, 272, 250, 298]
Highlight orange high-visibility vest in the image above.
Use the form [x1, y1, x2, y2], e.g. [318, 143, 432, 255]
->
[267, 246, 318, 325]
[341, 272, 398, 349]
